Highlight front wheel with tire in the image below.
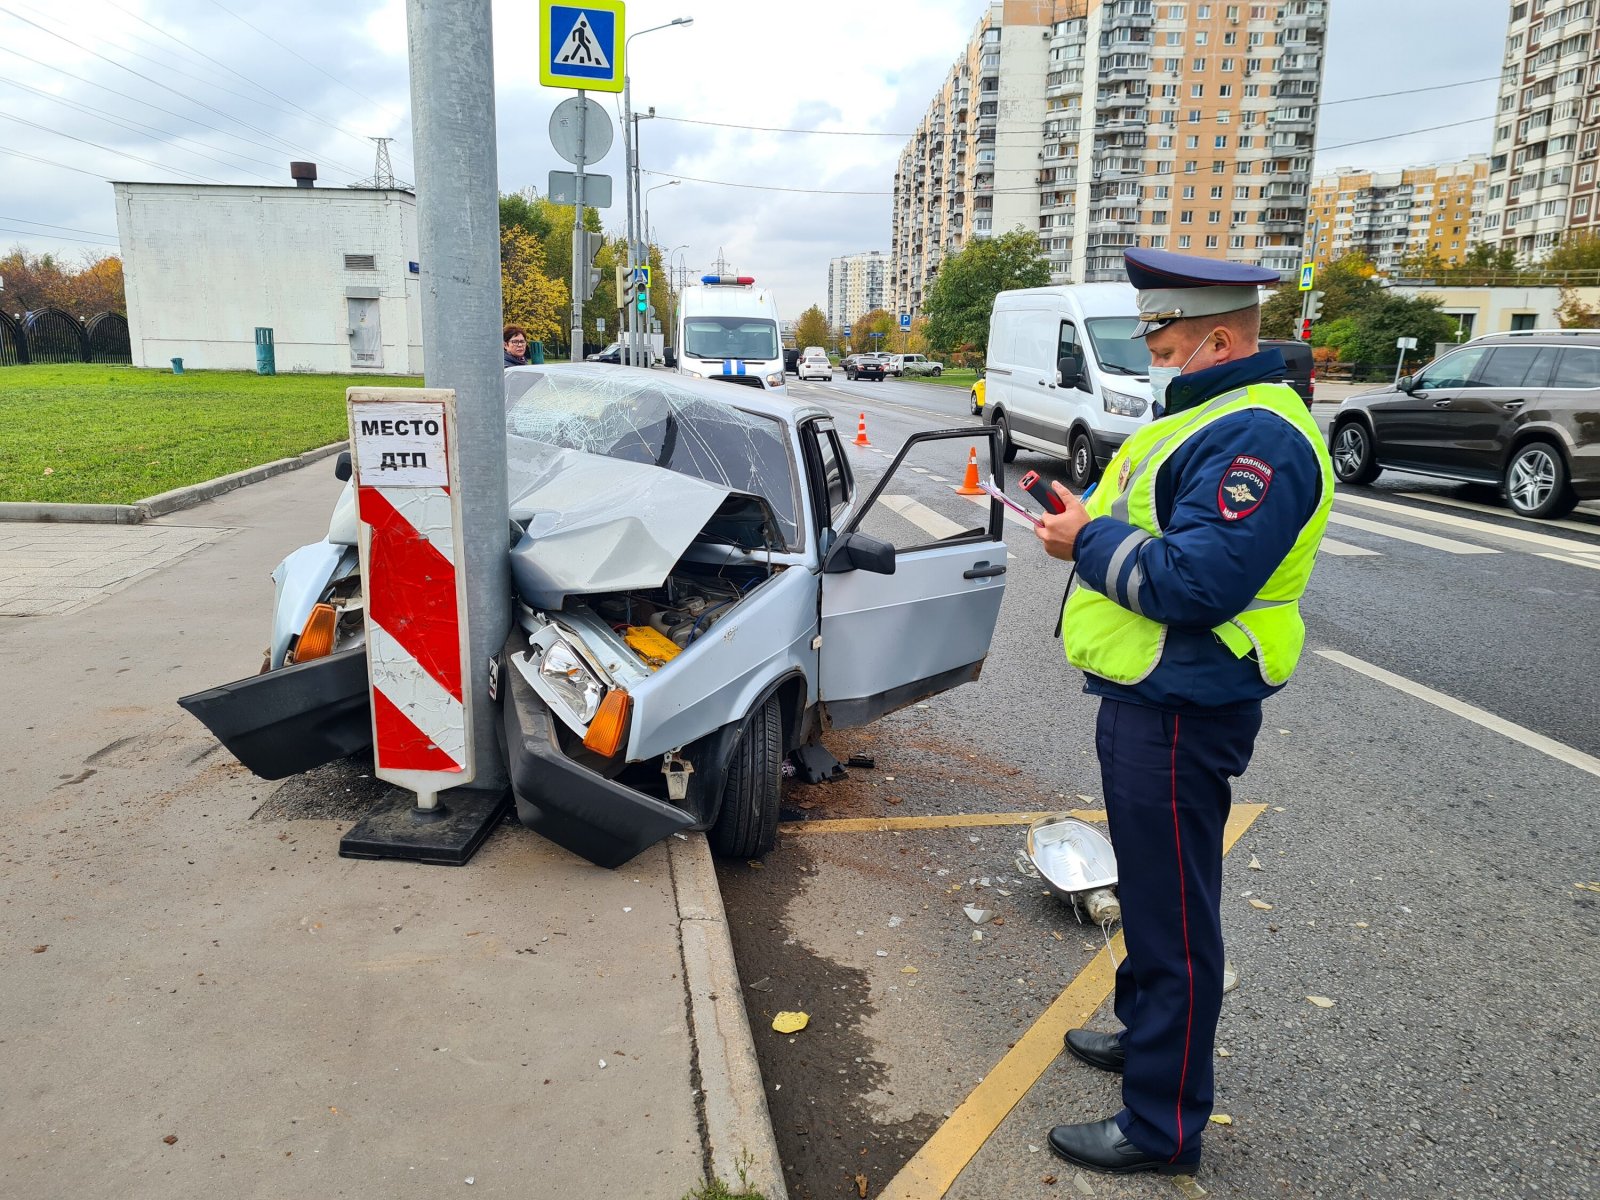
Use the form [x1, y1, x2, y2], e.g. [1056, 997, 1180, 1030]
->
[1504, 440, 1578, 519]
[1068, 430, 1099, 491]
[931, 366, 942, 377]
[993, 411, 1018, 463]
[1331, 420, 1381, 485]
[708, 696, 783, 859]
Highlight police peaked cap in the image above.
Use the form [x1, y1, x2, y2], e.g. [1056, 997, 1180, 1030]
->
[1124, 247, 1281, 338]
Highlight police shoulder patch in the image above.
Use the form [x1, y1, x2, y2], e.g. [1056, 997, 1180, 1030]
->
[1217, 454, 1273, 521]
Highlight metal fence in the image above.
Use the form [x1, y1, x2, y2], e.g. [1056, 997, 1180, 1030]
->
[0, 310, 130, 366]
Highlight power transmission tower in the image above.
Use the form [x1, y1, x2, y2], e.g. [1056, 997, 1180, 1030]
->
[352, 137, 412, 190]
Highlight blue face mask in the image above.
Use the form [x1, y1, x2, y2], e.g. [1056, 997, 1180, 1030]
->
[1147, 332, 1214, 412]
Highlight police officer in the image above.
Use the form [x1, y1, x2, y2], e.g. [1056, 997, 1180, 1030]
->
[1035, 247, 1334, 1177]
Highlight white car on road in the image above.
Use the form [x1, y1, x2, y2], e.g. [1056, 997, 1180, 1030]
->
[798, 351, 833, 381]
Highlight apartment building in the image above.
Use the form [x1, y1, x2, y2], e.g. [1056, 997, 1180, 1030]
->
[891, 0, 1328, 317]
[890, 2, 1054, 318]
[1484, 0, 1600, 259]
[826, 251, 890, 329]
[1307, 159, 1489, 273]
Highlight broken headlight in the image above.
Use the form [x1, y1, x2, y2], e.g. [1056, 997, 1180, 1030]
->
[539, 637, 605, 725]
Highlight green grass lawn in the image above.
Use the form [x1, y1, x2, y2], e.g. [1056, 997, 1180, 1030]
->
[894, 367, 980, 389]
[0, 364, 423, 505]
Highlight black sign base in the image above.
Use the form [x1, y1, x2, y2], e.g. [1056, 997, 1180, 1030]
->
[339, 786, 510, 866]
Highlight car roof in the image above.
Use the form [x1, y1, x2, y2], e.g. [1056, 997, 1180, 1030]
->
[506, 362, 828, 425]
[1461, 328, 1600, 348]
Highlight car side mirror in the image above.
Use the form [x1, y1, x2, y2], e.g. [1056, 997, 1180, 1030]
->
[823, 530, 897, 575]
[1396, 375, 1415, 393]
[334, 450, 353, 481]
[1057, 354, 1083, 389]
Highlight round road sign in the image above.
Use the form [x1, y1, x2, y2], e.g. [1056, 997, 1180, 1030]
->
[549, 96, 613, 167]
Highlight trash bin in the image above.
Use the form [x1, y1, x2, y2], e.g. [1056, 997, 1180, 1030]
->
[255, 327, 276, 376]
[529, 341, 545, 365]
[170, 357, 184, 374]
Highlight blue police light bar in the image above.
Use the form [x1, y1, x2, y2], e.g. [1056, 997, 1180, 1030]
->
[701, 275, 755, 285]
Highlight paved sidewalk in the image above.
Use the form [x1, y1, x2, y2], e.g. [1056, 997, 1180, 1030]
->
[0, 522, 232, 616]
[0, 471, 781, 1200]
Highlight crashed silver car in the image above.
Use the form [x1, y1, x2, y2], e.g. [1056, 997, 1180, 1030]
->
[182, 365, 1009, 867]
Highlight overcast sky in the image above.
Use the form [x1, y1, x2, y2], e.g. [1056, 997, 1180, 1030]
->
[0, 0, 1508, 317]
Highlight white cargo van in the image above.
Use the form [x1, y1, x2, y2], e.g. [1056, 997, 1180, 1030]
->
[983, 283, 1155, 489]
[675, 275, 787, 391]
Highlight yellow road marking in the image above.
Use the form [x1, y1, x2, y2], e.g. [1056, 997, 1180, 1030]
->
[779, 810, 1103, 835]
[878, 802, 1267, 1200]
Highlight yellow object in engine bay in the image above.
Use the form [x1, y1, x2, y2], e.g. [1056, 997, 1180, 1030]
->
[623, 625, 683, 670]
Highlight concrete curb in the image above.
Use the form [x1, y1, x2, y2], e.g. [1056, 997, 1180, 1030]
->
[670, 834, 788, 1200]
[0, 441, 348, 525]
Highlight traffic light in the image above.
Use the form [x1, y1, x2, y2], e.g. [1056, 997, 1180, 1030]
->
[1299, 318, 1313, 342]
[580, 232, 604, 302]
[636, 286, 648, 315]
[1304, 289, 1324, 321]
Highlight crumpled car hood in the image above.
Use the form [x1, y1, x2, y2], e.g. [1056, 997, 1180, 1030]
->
[506, 438, 779, 610]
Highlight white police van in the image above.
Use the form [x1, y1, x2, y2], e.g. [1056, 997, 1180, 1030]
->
[675, 275, 787, 391]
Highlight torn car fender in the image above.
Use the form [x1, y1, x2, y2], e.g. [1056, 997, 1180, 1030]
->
[269, 539, 358, 669]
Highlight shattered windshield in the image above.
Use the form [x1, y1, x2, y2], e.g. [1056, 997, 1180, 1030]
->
[504, 368, 801, 549]
[684, 317, 780, 361]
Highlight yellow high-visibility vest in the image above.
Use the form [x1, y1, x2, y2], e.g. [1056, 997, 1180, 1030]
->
[1062, 383, 1334, 687]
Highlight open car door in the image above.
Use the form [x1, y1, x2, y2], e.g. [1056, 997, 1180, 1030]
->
[818, 427, 1008, 727]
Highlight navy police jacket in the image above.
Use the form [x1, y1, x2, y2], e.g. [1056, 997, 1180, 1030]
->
[1071, 348, 1322, 714]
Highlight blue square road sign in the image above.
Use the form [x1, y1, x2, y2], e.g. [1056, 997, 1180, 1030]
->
[541, 0, 625, 93]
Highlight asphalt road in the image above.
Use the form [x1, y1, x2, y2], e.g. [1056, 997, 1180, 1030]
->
[717, 375, 1600, 1200]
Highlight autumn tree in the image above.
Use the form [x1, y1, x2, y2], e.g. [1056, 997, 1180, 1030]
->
[0, 248, 124, 314]
[500, 226, 568, 349]
[922, 229, 1049, 356]
[848, 307, 896, 352]
[793, 305, 829, 350]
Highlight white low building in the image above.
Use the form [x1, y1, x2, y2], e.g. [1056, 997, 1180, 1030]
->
[113, 173, 423, 374]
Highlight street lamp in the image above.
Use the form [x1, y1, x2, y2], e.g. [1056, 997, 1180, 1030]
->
[644, 179, 679, 250]
[623, 15, 693, 367]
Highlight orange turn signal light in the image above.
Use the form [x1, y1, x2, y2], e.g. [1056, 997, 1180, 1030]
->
[292, 603, 338, 663]
[582, 689, 632, 758]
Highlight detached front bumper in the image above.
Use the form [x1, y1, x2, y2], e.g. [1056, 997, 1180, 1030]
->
[501, 646, 696, 869]
[178, 647, 372, 779]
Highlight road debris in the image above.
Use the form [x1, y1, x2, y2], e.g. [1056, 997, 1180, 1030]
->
[901, 966, 918, 974]
[1248, 855, 1263, 871]
[1577, 882, 1600, 893]
[772, 1011, 810, 1034]
[1306, 995, 1336, 1008]
[162, 1134, 178, 1145]
[855, 1172, 869, 1197]
[32, 945, 48, 954]
[749, 976, 775, 993]
[1247, 898, 1274, 911]
[964, 905, 997, 925]
[1209, 1113, 1233, 1125]
[847, 754, 876, 769]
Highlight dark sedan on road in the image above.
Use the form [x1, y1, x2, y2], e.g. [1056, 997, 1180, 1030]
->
[845, 354, 886, 381]
[1327, 329, 1600, 519]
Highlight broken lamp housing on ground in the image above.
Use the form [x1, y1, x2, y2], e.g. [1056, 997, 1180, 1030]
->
[1026, 814, 1122, 925]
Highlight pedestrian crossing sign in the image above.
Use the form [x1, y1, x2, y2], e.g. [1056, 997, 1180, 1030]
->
[540, 0, 625, 93]
[1298, 262, 1315, 291]
[632, 265, 652, 289]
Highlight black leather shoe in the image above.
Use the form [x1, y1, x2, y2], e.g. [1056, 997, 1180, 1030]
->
[1063, 1028, 1126, 1074]
[1047, 1117, 1198, 1176]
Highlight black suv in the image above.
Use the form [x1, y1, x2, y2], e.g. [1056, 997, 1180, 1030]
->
[1327, 329, 1600, 519]
[1259, 338, 1314, 406]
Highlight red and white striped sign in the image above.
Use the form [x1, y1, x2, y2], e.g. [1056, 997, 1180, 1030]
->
[348, 389, 475, 801]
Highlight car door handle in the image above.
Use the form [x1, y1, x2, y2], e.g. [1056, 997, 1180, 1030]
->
[1432, 399, 1452, 409]
[963, 564, 1007, 580]
[1501, 399, 1525, 409]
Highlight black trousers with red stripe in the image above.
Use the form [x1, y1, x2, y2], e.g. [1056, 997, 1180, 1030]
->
[1095, 698, 1262, 1165]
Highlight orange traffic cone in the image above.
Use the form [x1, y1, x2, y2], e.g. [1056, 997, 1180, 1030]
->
[853, 412, 871, 447]
[955, 446, 983, 495]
